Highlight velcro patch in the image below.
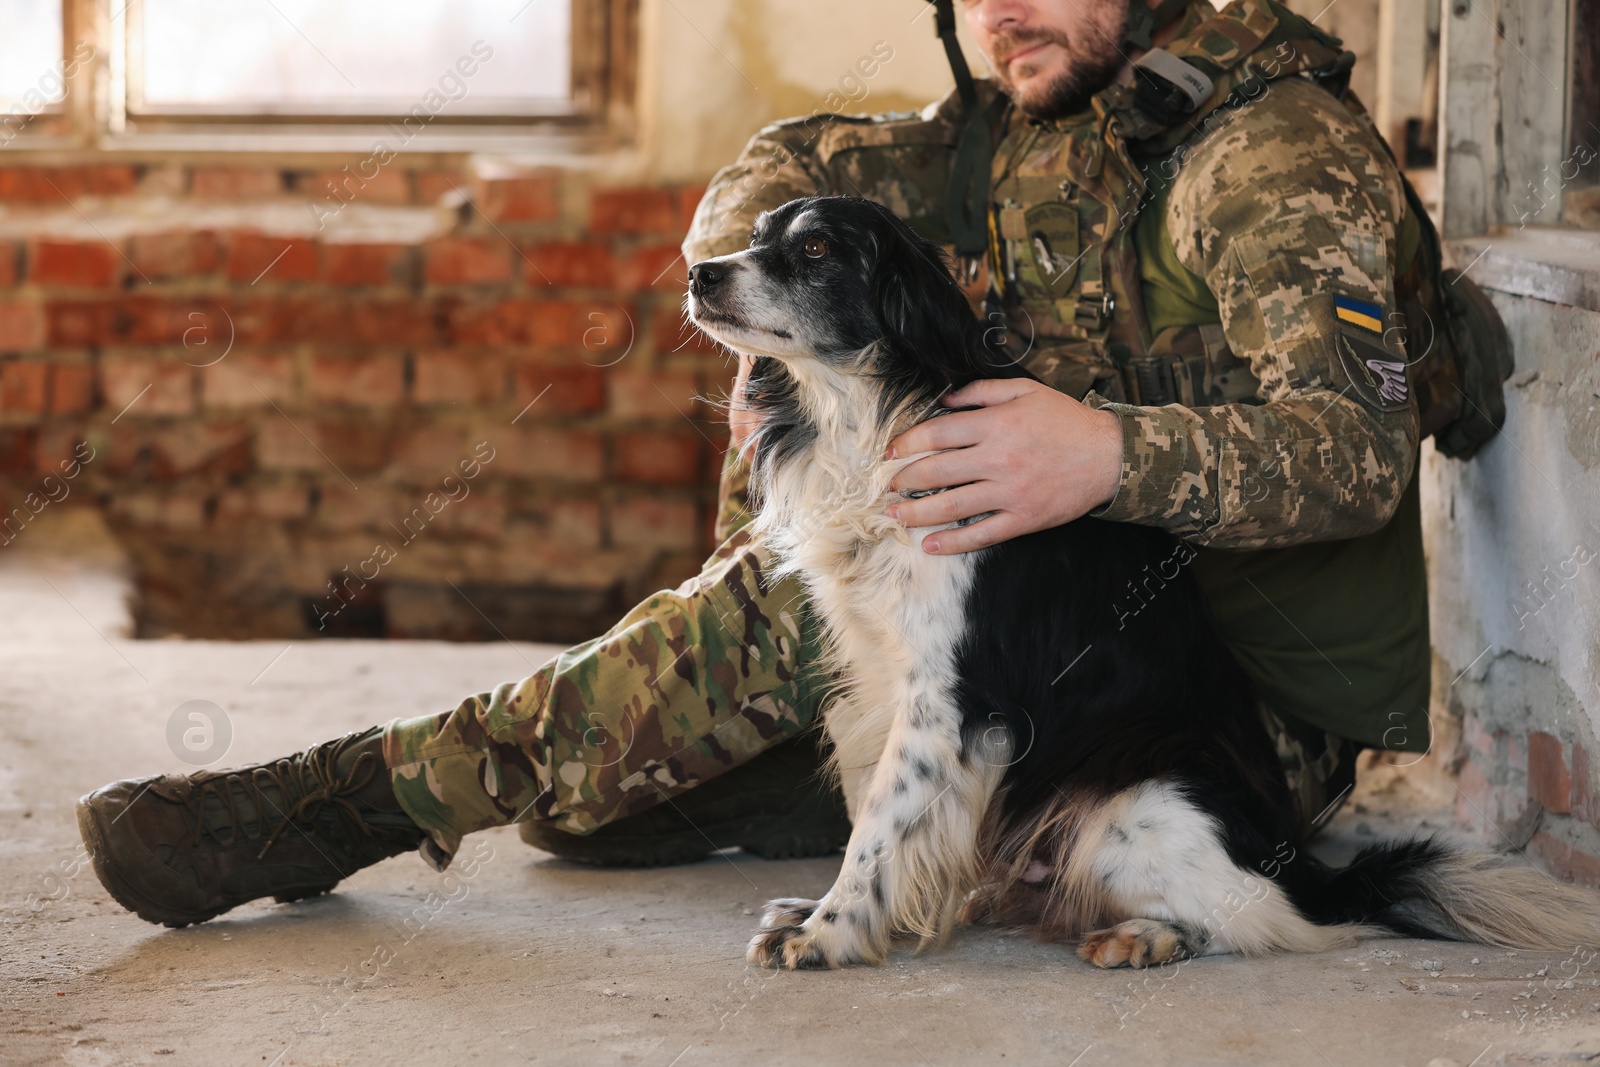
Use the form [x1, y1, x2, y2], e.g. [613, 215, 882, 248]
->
[1334, 294, 1384, 333]
[999, 205, 1028, 242]
[1022, 201, 1080, 296]
[1337, 330, 1409, 411]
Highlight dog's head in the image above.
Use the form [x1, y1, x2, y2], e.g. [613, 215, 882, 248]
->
[687, 196, 1021, 399]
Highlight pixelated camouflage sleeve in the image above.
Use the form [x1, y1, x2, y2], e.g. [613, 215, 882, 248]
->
[683, 118, 833, 266]
[683, 88, 971, 266]
[1090, 78, 1421, 550]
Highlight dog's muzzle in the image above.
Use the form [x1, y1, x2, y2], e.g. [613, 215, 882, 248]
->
[688, 261, 726, 298]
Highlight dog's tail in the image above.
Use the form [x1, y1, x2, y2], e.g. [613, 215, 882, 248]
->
[1290, 838, 1600, 950]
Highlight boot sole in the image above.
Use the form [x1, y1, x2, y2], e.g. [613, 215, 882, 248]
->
[518, 820, 848, 867]
[75, 797, 342, 928]
[740, 831, 847, 861]
[76, 797, 226, 928]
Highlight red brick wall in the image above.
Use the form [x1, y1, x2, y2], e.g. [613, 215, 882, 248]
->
[0, 163, 728, 641]
[1456, 714, 1600, 886]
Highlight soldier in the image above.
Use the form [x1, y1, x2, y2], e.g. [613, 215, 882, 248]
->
[77, 0, 1506, 928]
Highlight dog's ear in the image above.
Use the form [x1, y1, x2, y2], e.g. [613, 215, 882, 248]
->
[862, 201, 1022, 389]
[866, 208, 975, 371]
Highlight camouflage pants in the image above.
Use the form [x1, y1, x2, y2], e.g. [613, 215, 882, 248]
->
[384, 454, 1353, 865]
[383, 454, 833, 862]
[1261, 703, 1358, 837]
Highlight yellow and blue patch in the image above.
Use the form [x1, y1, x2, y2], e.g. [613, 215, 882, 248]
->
[1334, 294, 1384, 333]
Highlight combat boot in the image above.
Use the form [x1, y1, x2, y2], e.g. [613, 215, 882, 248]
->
[520, 732, 851, 866]
[76, 727, 425, 927]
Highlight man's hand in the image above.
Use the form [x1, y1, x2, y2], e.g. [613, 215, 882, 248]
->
[728, 354, 760, 449]
[885, 379, 1124, 554]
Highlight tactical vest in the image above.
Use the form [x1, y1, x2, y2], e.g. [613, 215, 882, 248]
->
[984, 0, 1349, 406]
[796, 0, 1512, 459]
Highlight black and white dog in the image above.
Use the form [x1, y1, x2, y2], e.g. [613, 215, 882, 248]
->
[687, 195, 1599, 970]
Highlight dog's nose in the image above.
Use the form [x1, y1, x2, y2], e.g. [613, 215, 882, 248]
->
[689, 261, 724, 297]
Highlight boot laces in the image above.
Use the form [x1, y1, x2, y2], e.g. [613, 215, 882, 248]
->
[186, 731, 382, 861]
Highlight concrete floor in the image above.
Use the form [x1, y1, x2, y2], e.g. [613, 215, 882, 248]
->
[6, 535, 1600, 1066]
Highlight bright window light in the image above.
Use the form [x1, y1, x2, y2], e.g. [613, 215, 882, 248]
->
[0, 0, 66, 112]
[132, 0, 571, 115]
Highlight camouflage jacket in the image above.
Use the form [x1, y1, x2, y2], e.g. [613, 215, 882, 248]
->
[683, 0, 1420, 553]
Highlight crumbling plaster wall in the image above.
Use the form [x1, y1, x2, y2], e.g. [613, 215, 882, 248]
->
[637, 0, 972, 183]
[1424, 234, 1600, 880]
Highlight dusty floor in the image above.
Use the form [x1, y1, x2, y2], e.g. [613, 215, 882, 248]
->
[6, 539, 1600, 1066]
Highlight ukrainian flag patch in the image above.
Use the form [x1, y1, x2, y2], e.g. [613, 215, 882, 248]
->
[1334, 294, 1384, 333]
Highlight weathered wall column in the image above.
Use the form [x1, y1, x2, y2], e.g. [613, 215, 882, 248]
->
[1429, 0, 1600, 884]
[1439, 0, 1573, 237]
[1422, 237, 1600, 880]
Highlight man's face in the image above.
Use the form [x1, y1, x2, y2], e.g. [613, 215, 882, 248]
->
[963, 0, 1131, 119]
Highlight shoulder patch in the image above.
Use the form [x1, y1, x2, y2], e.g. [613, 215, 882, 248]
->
[1337, 330, 1409, 411]
[1334, 294, 1384, 333]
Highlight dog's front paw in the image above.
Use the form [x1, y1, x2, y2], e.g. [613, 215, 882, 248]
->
[747, 897, 829, 970]
[759, 897, 817, 929]
[747, 923, 834, 970]
[747, 897, 864, 970]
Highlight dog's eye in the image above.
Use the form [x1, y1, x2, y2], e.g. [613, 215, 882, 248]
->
[802, 238, 828, 259]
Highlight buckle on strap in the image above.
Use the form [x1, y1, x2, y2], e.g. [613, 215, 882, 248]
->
[1074, 287, 1115, 331]
[1132, 48, 1216, 118]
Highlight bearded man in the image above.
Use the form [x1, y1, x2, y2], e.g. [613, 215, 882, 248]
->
[79, 0, 1445, 927]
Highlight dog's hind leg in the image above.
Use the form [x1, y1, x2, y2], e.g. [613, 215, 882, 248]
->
[1077, 918, 1212, 967]
[1065, 781, 1367, 968]
[746, 702, 1005, 969]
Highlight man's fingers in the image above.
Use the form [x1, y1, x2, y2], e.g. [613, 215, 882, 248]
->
[887, 407, 987, 459]
[887, 483, 993, 529]
[889, 448, 988, 493]
[888, 378, 1039, 457]
[920, 511, 1020, 555]
[942, 377, 1038, 409]
[728, 353, 760, 447]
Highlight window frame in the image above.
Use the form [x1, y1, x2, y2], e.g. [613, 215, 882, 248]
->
[1, 0, 637, 154]
[0, 0, 81, 147]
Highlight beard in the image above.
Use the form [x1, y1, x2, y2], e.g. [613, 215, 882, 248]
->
[989, 16, 1129, 120]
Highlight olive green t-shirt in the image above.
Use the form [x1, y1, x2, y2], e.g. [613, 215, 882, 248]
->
[1131, 183, 1431, 752]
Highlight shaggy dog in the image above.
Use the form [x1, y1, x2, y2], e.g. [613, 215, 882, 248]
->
[687, 194, 1600, 970]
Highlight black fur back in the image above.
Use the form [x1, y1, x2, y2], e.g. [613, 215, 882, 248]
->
[957, 516, 1303, 873]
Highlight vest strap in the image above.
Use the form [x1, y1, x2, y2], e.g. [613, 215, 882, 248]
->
[1133, 48, 1217, 120]
[1072, 246, 1117, 332]
[929, 0, 1001, 259]
[1126, 0, 1199, 50]
[930, 0, 977, 111]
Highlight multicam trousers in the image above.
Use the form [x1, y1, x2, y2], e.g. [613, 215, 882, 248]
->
[383, 453, 1353, 866]
[383, 453, 830, 863]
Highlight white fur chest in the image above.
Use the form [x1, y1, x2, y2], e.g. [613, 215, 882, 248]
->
[753, 388, 978, 811]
